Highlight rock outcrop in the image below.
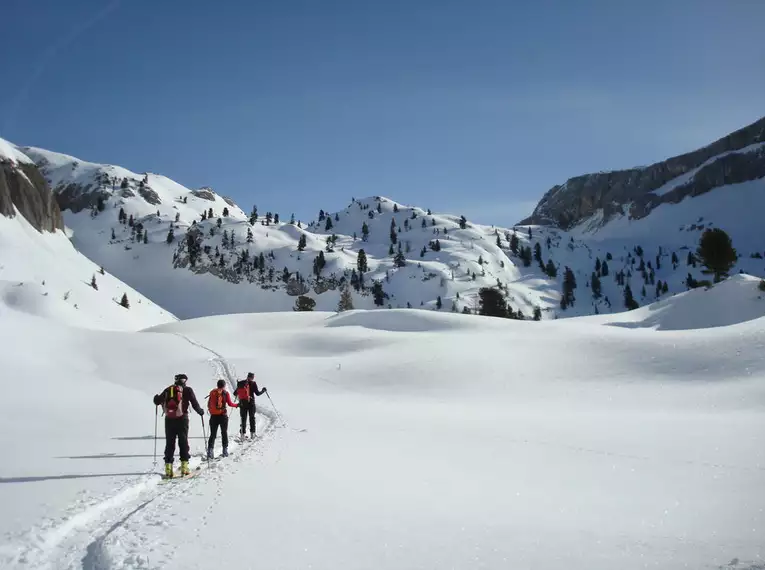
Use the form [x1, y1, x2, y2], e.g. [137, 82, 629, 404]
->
[520, 116, 765, 229]
[0, 159, 64, 232]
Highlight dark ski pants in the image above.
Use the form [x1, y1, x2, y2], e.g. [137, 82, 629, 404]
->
[208, 414, 229, 450]
[164, 416, 190, 464]
[239, 403, 256, 434]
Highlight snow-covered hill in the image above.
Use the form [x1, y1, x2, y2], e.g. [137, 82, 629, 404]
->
[0, 139, 176, 330]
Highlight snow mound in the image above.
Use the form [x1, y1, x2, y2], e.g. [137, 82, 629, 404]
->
[325, 308, 501, 332]
[592, 274, 765, 330]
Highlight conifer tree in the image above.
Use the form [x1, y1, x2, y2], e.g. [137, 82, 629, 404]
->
[119, 293, 129, 308]
[533, 306, 542, 321]
[510, 232, 519, 255]
[591, 272, 602, 298]
[91, 275, 98, 290]
[534, 242, 542, 264]
[562, 266, 577, 306]
[394, 251, 406, 267]
[223, 207, 229, 217]
[697, 228, 737, 282]
[297, 234, 307, 251]
[601, 260, 609, 277]
[337, 286, 354, 312]
[247, 227, 253, 243]
[496, 235, 502, 248]
[545, 259, 557, 278]
[478, 287, 507, 317]
[624, 285, 639, 310]
[459, 215, 467, 229]
[436, 295, 442, 310]
[361, 222, 369, 241]
[371, 281, 385, 306]
[111, 228, 116, 240]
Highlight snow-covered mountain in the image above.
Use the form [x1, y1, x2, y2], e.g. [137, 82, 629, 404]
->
[0, 139, 176, 330]
[5, 114, 764, 322]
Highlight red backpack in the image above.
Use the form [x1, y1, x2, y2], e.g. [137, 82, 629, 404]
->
[236, 381, 250, 402]
[164, 385, 184, 418]
[208, 388, 226, 415]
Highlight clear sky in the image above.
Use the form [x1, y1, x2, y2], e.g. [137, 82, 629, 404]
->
[1, 0, 763, 226]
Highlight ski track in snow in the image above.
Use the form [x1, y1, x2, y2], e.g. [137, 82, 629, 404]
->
[2, 334, 282, 570]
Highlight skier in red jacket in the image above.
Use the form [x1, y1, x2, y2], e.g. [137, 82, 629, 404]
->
[206, 379, 238, 458]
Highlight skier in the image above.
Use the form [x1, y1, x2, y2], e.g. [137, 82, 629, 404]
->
[235, 372, 267, 439]
[207, 379, 238, 458]
[153, 373, 204, 478]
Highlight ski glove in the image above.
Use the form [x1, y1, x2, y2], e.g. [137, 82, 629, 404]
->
[198, 409, 204, 416]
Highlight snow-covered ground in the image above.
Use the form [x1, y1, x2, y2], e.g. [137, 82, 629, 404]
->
[1, 275, 764, 569]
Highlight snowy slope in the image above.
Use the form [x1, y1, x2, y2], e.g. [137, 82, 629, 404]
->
[0, 142, 176, 330]
[12, 137, 765, 323]
[1, 303, 764, 570]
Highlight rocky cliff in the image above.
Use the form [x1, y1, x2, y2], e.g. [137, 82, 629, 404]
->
[520, 116, 765, 230]
[0, 158, 64, 233]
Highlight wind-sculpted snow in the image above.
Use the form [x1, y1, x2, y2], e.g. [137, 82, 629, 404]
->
[2, 301, 765, 569]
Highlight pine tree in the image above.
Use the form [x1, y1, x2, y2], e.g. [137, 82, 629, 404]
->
[361, 222, 369, 241]
[422, 218, 427, 229]
[591, 272, 602, 298]
[601, 260, 609, 277]
[595, 258, 601, 274]
[520, 246, 532, 267]
[247, 227, 254, 243]
[394, 251, 406, 267]
[175, 212, 180, 223]
[90, 275, 98, 290]
[662, 281, 669, 294]
[697, 228, 737, 282]
[144, 232, 148, 244]
[562, 266, 577, 306]
[545, 259, 557, 278]
[297, 234, 307, 251]
[223, 207, 230, 217]
[496, 235, 502, 248]
[111, 228, 116, 240]
[459, 215, 467, 229]
[624, 285, 639, 310]
[371, 281, 385, 306]
[533, 242, 542, 264]
[294, 295, 316, 311]
[216, 217, 222, 229]
[510, 232, 519, 255]
[208, 208, 213, 219]
[274, 213, 280, 224]
[119, 293, 130, 308]
[478, 287, 507, 317]
[357, 249, 368, 273]
[671, 252, 679, 267]
[389, 219, 397, 244]
[337, 286, 354, 312]
[532, 306, 542, 321]
[436, 295, 442, 310]
[325, 216, 333, 231]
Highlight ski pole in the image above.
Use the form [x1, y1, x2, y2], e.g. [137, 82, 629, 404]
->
[266, 391, 286, 426]
[153, 406, 158, 468]
[200, 414, 210, 465]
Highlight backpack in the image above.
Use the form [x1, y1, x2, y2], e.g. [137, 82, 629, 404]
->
[236, 380, 250, 402]
[164, 385, 184, 418]
[208, 388, 226, 415]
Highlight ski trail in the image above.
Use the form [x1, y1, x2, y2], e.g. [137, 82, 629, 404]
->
[4, 333, 280, 570]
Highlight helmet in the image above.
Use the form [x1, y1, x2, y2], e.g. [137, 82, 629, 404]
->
[174, 374, 188, 384]
[217, 379, 226, 389]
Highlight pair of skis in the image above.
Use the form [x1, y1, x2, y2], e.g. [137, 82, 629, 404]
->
[159, 433, 258, 481]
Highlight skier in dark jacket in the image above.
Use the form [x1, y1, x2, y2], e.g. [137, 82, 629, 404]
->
[153, 373, 204, 478]
[234, 372, 267, 439]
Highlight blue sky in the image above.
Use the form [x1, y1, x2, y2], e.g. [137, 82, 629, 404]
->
[1, 0, 763, 226]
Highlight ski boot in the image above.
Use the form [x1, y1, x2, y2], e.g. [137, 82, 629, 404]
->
[250, 430, 257, 439]
[207, 447, 214, 460]
[164, 463, 173, 478]
[180, 461, 190, 476]
[222, 447, 229, 458]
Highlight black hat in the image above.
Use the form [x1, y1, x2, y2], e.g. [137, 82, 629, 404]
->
[247, 372, 254, 378]
[174, 374, 188, 384]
